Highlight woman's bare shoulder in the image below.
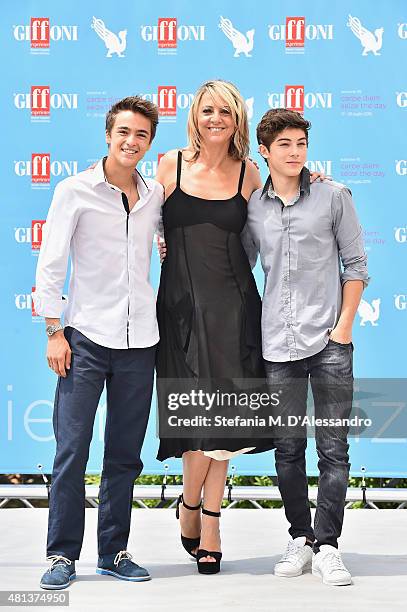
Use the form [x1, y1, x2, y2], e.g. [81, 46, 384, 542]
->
[158, 148, 194, 169]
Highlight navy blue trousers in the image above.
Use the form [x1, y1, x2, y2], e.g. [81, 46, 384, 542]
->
[47, 327, 156, 559]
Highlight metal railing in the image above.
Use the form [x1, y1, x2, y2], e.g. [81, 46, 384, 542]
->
[1, 484, 406, 509]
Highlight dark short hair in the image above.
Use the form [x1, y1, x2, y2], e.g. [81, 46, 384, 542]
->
[256, 108, 311, 148]
[105, 96, 159, 142]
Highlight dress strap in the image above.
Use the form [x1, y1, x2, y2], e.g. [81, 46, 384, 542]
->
[176, 150, 183, 188]
[237, 160, 246, 194]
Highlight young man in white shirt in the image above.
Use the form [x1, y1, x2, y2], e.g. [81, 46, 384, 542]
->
[34, 96, 163, 589]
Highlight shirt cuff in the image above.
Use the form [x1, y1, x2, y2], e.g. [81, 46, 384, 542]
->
[32, 292, 68, 318]
[340, 272, 370, 288]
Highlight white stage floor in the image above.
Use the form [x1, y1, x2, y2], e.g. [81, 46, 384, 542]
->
[0, 509, 406, 612]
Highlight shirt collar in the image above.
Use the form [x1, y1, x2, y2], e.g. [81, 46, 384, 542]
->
[261, 166, 311, 202]
[91, 157, 150, 195]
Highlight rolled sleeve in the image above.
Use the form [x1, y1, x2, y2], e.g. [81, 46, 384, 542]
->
[33, 181, 78, 318]
[332, 187, 370, 288]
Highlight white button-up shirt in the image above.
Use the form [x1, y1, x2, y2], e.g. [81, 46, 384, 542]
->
[33, 158, 164, 349]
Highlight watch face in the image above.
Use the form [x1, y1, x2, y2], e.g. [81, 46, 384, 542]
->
[46, 324, 62, 336]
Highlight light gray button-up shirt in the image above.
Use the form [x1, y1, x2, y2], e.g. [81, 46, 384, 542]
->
[242, 168, 369, 362]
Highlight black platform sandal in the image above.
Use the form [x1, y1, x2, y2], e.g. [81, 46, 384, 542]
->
[176, 494, 202, 559]
[196, 508, 222, 574]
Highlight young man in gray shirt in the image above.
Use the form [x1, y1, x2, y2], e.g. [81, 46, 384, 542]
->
[243, 108, 369, 586]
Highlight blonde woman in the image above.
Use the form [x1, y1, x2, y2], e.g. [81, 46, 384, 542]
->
[156, 81, 273, 574]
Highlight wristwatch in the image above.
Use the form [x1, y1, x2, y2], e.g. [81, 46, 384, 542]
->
[46, 324, 64, 337]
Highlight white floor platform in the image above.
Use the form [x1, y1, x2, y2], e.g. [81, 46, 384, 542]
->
[0, 509, 406, 612]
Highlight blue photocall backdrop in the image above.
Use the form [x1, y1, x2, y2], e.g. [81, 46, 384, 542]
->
[1, 1, 406, 476]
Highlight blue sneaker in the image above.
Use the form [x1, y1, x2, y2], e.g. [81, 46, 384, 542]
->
[96, 550, 151, 582]
[40, 556, 76, 590]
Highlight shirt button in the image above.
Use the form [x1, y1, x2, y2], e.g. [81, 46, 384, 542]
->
[284, 275, 288, 281]
[285, 299, 289, 304]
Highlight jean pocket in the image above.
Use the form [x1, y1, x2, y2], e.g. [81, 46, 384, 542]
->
[329, 338, 353, 349]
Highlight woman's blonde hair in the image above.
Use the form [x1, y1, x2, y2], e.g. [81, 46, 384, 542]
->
[187, 80, 250, 162]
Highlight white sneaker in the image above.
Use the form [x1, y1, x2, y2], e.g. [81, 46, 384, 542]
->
[274, 537, 313, 577]
[312, 545, 352, 586]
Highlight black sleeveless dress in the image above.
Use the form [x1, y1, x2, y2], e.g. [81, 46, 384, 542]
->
[156, 152, 273, 460]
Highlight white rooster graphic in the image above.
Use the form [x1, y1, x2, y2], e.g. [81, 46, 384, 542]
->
[245, 97, 254, 120]
[91, 17, 127, 58]
[219, 16, 254, 57]
[357, 298, 381, 326]
[347, 15, 383, 56]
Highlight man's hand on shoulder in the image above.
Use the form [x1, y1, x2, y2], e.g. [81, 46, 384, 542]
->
[246, 156, 260, 171]
[245, 157, 263, 195]
[310, 171, 332, 183]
